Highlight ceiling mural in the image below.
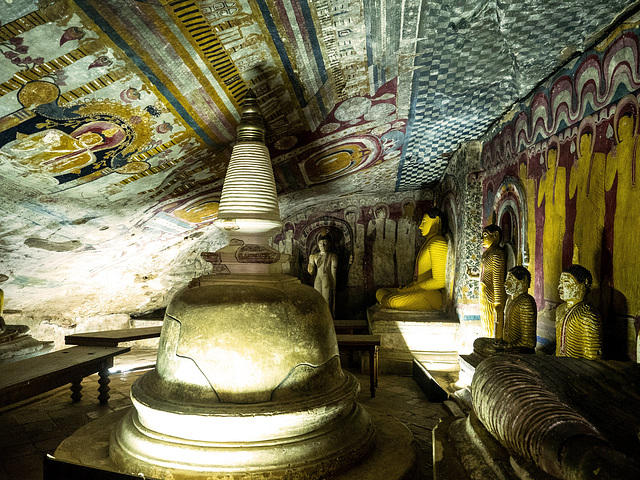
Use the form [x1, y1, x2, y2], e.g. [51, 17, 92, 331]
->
[0, 0, 637, 317]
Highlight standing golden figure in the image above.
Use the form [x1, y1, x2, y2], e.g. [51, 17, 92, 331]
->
[555, 264, 602, 360]
[479, 224, 507, 338]
[375, 208, 448, 311]
[474, 266, 537, 355]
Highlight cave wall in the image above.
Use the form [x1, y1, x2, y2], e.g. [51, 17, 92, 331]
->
[481, 13, 640, 360]
[271, 189, 434, 318]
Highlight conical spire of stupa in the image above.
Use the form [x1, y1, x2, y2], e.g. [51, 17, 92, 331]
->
[215, 90, 281, 234]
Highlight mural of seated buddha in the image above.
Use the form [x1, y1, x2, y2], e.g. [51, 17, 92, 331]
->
[375, 208, 448, 311]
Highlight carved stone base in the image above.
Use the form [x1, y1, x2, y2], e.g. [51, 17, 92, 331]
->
[367, 304, 459, 374]
[55, 405, 418, 480]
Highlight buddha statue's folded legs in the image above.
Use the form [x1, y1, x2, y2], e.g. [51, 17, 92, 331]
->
[376, 285, 443, 311]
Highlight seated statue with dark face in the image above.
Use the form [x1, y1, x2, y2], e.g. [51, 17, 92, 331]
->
[474, 266, 537, 356]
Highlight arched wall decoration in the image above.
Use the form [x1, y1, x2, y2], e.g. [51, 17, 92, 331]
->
[493, 175, 529, 267]
[299, 216, 353, 260]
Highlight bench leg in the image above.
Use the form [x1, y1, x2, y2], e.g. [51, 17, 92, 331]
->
[369, 347, 376, 398]
[70, 378, 82, 403]
[373, 346, 378, 388]
[98, 368, 111, 405]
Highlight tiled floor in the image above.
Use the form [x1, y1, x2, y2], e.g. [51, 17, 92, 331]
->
[0, 349, 450, 480]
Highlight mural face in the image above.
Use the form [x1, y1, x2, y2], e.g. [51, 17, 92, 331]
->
[483, 20, 640, 358]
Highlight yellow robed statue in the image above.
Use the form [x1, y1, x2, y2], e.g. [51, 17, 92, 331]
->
[376, 208, 448, 311]
[479, 224, 507, 338]
[474, 265, 537, 356]
[555, 263, 602, 360]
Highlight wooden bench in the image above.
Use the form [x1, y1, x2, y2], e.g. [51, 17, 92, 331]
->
[65, 326, 162, 347]
[333, 319, 369, 334]
[0, 346, 130, 408]
[336, 334, 380, 398]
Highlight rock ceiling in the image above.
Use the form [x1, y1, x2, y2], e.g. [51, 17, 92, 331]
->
[0, 0, 637, 318]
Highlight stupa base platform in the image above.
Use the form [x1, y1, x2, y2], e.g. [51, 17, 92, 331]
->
[367, 305, 459, 375]
[52, 406, 418, 480]
[0, 334, 54, 364]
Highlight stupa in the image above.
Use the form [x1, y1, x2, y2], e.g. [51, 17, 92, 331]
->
[109, 91, 375, 479]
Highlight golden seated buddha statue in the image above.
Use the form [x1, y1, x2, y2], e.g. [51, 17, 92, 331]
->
[555, 264, 602, 360]
[375, 209, 448, 311]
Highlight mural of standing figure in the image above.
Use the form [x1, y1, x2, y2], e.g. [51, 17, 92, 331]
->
[367, 203, 396, 286]
[474, 266, 537, 355]
[569, 121, 605, 294]
[605, 107, 640, 315]
[375, 209, 448, 311]
[345, 206, 365, 287]
[396, 199, 418, 286]
[537, 140, 566, 305]
[480, 224, 507, 338]
[308, 232, 338, 317]
[555, 264, 602, 360]
[278, 223, 300, 277]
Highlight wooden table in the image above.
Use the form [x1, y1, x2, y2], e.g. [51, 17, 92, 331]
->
[336, 334, 380, 397]
[65, 326, 162, 347]
[0, 346, 130, 407]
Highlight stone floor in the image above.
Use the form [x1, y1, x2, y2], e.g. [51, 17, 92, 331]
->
[0, 349, 451, 480]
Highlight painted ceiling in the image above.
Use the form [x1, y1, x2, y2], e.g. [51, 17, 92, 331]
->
[0, 0, 637, 318]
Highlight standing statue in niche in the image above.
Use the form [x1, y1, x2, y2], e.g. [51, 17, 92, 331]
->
[479, 224, 507, 338]
[375, 208, 448, 311]
[556, 264, 602, 360]
[474, 266, 537, 356]
[307, 232, 338, 317]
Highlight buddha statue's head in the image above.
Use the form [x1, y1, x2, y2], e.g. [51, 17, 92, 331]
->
[401, 199, 416, 219]
[317, 232, 332, 253]
[284, 222, 294, 239]
[579, 132, 593, 158]
[344, 206, 359, 225]
[546, 146, 558, 169]
[374, 205, 388, 220]
[505, 266, 530, 298]
[482, 224, 502, 249]
[617, 113, 634, 142]
[419, 208, 444, 237]
[558, 264, 592, 306]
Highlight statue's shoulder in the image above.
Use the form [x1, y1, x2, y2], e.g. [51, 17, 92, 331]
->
[513, 292, 536, 308]
[571, 301, 600, 322]
[427, 235, 447, 247]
